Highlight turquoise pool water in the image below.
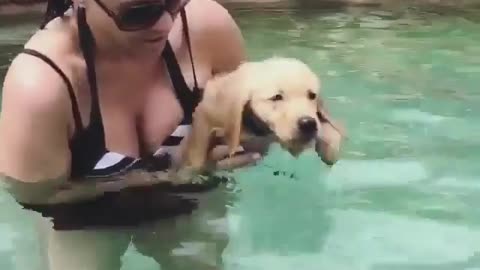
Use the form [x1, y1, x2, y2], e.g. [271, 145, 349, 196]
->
[1, 5, 480, 270]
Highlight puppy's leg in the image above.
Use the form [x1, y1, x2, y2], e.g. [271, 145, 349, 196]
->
[182, 107, 214, 173]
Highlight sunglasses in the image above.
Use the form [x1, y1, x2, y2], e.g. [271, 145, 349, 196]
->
[92, 0, 184, 31]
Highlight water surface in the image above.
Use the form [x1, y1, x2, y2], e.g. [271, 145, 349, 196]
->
[1, 5, 480, 270]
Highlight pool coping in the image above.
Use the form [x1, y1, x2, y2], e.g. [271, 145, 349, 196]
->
[1, 0, 479, 16]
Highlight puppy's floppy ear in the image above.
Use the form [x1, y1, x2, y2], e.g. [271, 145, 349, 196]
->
[316, 98, 346, 136]
[315, 97, 346, 166]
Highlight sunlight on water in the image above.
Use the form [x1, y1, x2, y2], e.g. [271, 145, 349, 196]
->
[1, 4, 480, 270]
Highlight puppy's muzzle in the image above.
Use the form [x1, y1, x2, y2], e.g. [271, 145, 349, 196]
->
[297, 116, 317, 140]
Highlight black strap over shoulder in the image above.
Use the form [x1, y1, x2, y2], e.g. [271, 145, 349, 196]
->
[21, 48, 83, 133]
[162, 8, 202, 122]
[77, 6, 103, 128]
[180, 8, 199, 91]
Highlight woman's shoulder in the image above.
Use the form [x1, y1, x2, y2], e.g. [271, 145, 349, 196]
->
[9, 16, 82, 91]
[187, 0, 235, 23]
[21, 17, 83, 79]
[185, 0, 241, 38]
[2, 18, 83, 129]
[184, 0, 246, 73]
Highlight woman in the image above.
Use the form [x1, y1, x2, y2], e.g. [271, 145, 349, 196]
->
[0, 0, 262, 268]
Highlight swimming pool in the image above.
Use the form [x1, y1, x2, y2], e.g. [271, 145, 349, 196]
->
[1, 4, 480, 270]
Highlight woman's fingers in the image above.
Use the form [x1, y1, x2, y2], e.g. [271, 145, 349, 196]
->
[208, 145, 245, 161]
[215, 152, 262, 171]
[208, 141, 266, 171]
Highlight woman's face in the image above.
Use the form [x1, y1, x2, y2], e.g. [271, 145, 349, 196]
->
[85, 0, 186, 47]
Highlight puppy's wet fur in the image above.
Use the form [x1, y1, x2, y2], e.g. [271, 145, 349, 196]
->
[179, 57, 345, 174]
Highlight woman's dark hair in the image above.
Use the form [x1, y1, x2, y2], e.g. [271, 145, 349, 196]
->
[40, 0, 73, 29]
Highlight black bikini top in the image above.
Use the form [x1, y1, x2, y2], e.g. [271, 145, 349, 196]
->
[21, 9, 203, 180]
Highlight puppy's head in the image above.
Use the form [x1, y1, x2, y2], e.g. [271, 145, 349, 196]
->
[239, 57, 325, 156]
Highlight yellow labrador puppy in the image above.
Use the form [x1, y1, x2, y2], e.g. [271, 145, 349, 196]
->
[179, 57, 345, 175]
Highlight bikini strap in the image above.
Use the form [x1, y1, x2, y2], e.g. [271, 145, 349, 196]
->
[163, 42, 197, 119]
[180, 8, 199, 91]
[21, 48, 83, 133]
[77, 6, 102, 127]
[161, 8, 202, 120]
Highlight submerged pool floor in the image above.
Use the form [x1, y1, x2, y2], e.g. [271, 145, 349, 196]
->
[1, 5, 480, 270]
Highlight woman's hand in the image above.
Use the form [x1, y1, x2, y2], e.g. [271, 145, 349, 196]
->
[208, 145, 262, 171]
[205, 135, 272, 172]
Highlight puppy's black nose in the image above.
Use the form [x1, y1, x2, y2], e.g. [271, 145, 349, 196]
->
[297, 116, 317, 135]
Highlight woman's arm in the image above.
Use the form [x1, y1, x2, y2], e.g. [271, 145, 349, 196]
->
[0, 54, 73, 204]
[207, 6, 247, 74]
[193, 0, 269, 172]
[194, 0, 247, 74]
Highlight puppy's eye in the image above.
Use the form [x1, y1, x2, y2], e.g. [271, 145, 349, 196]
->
[308, 91, 317, 100]
[270, 94, 283, 101]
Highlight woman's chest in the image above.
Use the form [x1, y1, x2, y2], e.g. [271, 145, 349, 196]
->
[93, 77, 184, 157]
[93, 65, 209, 157]
[140, 85, 186, 153]
[73, 36, 212, 157]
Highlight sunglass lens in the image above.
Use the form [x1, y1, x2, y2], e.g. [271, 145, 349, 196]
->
[118, 4, 165, 31]
[165, 0, 183, 12]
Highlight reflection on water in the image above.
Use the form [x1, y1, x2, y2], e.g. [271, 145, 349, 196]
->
[1, 4, 480, 270]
